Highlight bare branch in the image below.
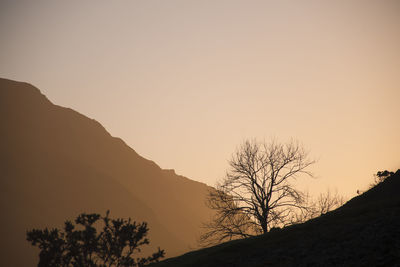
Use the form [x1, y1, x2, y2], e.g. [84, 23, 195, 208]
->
[200, 138, 316, 246]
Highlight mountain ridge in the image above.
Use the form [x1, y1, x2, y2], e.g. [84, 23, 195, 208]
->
[0, 78, 214, 266]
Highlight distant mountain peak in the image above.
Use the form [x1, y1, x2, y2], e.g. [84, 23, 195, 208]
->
[0, 78, 214, 266]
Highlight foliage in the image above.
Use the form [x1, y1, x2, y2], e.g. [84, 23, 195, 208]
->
[26, 211, 164, 267]
[357, 170, 395, 194]
[200, 139, 315, 245]
[371, 170, 395, 188]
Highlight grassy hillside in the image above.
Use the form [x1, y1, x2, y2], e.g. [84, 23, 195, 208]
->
[153, 170, 400, 267]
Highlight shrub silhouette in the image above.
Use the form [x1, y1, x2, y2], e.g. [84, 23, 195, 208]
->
[376, 170, 394, 180]
[370, 170, 395, 188]
[26, 211, 164, 267]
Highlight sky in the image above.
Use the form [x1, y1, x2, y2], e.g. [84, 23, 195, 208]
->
[1, 0, 399, 198]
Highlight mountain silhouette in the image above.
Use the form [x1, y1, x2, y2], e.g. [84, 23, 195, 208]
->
[154, 170, 400, 266]
[0, 78, 214, 266]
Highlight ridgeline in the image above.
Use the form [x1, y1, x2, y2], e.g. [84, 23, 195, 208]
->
[154, 170, 400, 266]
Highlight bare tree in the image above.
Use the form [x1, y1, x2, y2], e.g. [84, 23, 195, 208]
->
[293, 189, 346, 223]
[315, 189, 345, 215]
[200, 139, 315, 245]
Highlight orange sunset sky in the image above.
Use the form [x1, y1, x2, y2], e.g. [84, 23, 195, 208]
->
[1, 0, 399, 198]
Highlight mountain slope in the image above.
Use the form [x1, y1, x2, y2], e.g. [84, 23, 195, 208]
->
[154, 170, 400, 267]
[0, 78, 214, 266]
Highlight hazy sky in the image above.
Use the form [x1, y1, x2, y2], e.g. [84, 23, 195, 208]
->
[1, 0, 399, 198]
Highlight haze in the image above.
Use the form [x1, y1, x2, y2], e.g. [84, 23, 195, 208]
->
[1, 0, 399, 198]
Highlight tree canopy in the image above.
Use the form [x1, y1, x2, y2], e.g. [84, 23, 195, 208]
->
[26, 211, 164, 267]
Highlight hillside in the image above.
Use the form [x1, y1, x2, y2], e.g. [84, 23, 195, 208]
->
[154, 170, 400, 266]
[0, 78, 214, 266]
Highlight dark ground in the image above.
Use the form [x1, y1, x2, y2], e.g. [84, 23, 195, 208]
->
[153, 170, 400, 267]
